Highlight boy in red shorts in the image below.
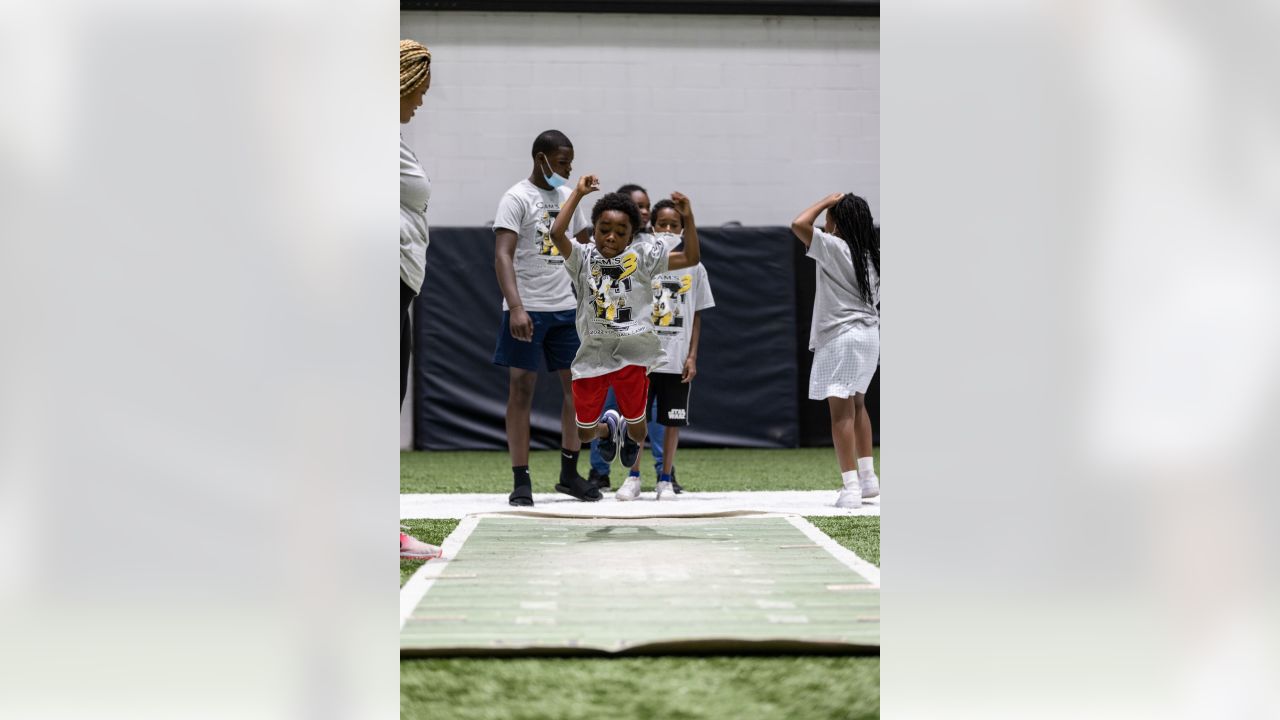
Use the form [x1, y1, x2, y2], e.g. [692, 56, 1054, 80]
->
[546, 175, 700, 499]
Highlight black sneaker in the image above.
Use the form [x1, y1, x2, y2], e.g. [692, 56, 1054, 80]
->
[555, 474, 602, 502]
[596, 409, 622, 464]
[671, 467, 684, 494]
[587, 467, 612, 491]
[508, 483, 534, 507]
[620, 432, 641, 469]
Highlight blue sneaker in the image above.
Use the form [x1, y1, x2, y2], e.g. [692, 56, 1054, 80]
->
[597, 409, 622, 464]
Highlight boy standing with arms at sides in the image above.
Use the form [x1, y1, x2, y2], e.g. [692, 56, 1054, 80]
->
[548, 177, 700, 476]
[493, 130, 594, 506]
[616, 199, 715, 500]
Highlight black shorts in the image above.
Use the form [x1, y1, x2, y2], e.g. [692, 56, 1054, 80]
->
[648, 372, 691, 427]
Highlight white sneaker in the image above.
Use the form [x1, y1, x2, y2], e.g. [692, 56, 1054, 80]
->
[655, 480, 676, 500]
[859, 472, 880, 499]
[835, 486, 863, 509]
[615, 475, 641, 501]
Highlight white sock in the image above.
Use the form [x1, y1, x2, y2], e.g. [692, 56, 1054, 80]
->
[857, 457, 876, 478]
[841, 470, 859, 489]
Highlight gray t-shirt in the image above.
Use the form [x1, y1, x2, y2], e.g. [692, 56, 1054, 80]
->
[650, 262, 715, 375]
[492, 179, 591, 312]
[807, 228, 879, 350]
[400, 137, 431, 292]
[563, 237, 671, 380]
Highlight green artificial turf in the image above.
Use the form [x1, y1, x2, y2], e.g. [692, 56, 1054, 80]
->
[400, 519, 460, 585]
[401, 447, 879, 494]
[806, 516, 881, 567]
[401, 656, 879, 720]
[401, 449, 881, 719]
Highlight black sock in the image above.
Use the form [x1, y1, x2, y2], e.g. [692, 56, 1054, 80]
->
[560, 449, 579, 479]
[512, 465, 531, 488]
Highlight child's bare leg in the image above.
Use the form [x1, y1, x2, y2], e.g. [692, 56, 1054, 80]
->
[626, 420, 647, 444]
[853, 394, 873, 459]
[828, 396, 857, 473]
[629, 442, 643, 475]
[577, 421, 609, 444]
[662, 426, 679, 476]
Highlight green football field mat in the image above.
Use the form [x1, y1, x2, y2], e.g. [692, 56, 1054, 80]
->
[400, 514, 879, 656]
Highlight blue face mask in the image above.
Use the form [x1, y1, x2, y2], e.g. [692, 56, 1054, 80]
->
[538, 153, 568, 189]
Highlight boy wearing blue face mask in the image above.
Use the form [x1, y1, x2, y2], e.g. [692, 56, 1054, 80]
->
[493, 129, 596, 507]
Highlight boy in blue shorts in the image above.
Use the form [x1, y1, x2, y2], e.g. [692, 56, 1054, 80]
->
[493, 129, 594, 506]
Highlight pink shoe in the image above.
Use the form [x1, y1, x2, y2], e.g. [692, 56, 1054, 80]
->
[400, 532, 443, 560]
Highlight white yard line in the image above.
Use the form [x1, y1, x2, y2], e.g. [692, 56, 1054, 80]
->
[784, 515, 880, 586]
[399, 515, 481, 631]
[400, 490, 880, 520]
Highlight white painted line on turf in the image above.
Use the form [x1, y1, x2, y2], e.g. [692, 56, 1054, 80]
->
[399, 514, 481, 631]
[400, 490, 880, 520]
[784, 515, 880, 587]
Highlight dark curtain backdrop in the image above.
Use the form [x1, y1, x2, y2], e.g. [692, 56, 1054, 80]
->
[413, 227, 876, 450]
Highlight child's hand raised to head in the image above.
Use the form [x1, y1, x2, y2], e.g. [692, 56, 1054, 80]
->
[575, 174, 601, 195]
[823, 192, 845, 207]
[670, 191, 693, 217]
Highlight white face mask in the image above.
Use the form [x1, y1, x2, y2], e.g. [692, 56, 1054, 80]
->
[538, 153, 568, 189]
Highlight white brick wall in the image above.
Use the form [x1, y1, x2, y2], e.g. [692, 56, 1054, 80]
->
[401, 11, 878, 227]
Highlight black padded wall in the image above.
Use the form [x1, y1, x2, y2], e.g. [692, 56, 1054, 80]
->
[412, 226, 875, 450]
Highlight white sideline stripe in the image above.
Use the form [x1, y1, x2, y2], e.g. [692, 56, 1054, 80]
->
[400, 490, 880, 520]
[784, 515, 880, 586]
[399, 515, 481, 631]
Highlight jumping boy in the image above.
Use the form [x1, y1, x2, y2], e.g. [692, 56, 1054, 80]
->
[547, 176, 700, 480]
[587, 182, 660, 490]
[493, 129, 594, 506]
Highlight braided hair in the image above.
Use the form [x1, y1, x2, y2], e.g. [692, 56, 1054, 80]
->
[399, 39, 432, 98]
[828, 194, 879, 305]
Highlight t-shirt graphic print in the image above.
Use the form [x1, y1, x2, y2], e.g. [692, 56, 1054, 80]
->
[649, 263, 714, 375]
[493, 179, 590, 312]
[564, 238, 670, 380]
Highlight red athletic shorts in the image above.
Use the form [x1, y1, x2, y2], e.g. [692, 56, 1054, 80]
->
[573, 365, 650, 428]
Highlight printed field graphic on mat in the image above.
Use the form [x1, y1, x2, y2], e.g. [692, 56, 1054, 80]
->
[400, 515, 880, 584]
[401, 517, 878, 654]
[400, 449, 882, 719]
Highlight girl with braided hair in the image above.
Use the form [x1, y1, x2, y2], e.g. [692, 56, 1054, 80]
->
[399, 38, 442, 560]
[791, 192, 881, 509]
